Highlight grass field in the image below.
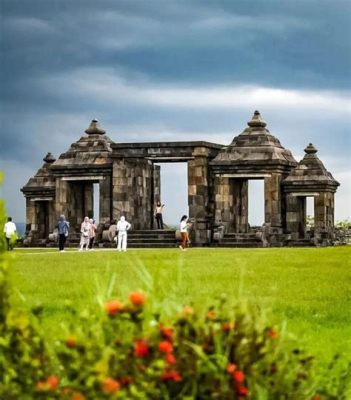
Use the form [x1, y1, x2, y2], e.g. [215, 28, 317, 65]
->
[8, 246, 351, 363]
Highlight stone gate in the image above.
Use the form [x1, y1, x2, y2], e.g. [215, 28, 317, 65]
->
[21, 111, 339, 247]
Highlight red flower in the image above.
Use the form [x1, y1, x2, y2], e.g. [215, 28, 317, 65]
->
[120, 376, 133, 386]
[105, 300, 124, 316]
[129, 291, 146, 307]
[102, 377, 120, 394]
[233, 370, 245, 383]
[227, 363, 237, 374]
[158, 340, 173, 354]
[166, 354, 176, 364]
[162, 371, 182, 382]
[65, 336, 77, 348]
[267, 327, 278, 339]
[134, 339, 150, 357]
[160, 325, 173, 340]
[237, 385, 249, 396]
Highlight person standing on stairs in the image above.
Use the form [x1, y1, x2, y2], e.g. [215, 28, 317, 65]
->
[155, 201, 165, 229]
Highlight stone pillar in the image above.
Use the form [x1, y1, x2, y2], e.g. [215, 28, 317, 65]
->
[214, 176, 233, 232]
[286, 194, 306, 239]
[188, 147, 211, 245]
[315, 192, 335, 232]
[264, 173, 283, 228]
[99, 175, 112, 224]
[26, 198, 36, 232]
[112, 159, 153, 230]
[55, 179, 70, 222]
[84, 183, 94, 218]
[233, 179, 248, 233]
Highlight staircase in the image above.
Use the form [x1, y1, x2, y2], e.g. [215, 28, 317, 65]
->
[286, 238, 314, 247]
[126, 229, 177, 248]
[217, 232, 264, 248]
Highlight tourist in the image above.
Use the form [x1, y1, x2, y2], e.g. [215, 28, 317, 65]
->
[88, 218, 97, 250]
[179, 215, 190, 250]
[3, 217, 17, 251]
[58, 215, 69, 252]
[155, 201, 165, 229]
[116, 216, 131, 252]
[79, 216, 91, 251]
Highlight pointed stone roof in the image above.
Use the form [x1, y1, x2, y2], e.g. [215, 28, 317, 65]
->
[211, 111, 297, 173]
[85, 119, 106, 135]
[282, 143, 339, 192]
[51, 119, 114, 175]
[21, 152, 56, 197]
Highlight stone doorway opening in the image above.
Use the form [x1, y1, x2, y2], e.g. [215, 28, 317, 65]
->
[305, 196, 315, 238]
[248, 179, 264, 229]
[154, 162, 188, 229]
[93, 183, 100, 224]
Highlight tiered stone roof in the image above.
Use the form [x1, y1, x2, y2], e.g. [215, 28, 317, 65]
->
[211, 111, 297, 173]
[282, 143, 339, 193]
[51, 119, 114, 175]
[21, 152, 56, 198]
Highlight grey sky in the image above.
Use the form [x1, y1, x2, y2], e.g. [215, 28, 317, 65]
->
[0, 0, 350, 224]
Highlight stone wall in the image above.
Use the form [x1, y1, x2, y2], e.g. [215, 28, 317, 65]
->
[112, 159, 154, 229]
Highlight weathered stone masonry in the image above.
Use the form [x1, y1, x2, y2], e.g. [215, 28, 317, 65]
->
[21, 112, 339, 247]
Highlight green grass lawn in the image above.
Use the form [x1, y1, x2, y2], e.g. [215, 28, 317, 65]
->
[8, 247, 351, 363]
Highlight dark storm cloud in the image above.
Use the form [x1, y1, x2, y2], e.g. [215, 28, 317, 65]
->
[0, 0, 350, 222]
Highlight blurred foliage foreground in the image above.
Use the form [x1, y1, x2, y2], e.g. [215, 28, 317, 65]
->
[0, 207, 350, 398]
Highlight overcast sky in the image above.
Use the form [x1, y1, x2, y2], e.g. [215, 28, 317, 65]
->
[0, 0, 350, 226]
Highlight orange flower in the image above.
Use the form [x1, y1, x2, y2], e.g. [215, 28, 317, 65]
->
[65, 336, 77, 348]
[102, 377, 120, 394]
[158, 340, 173, 354]
[105, 300, 124, 316]
[182, 306, 194, 316]
[222, 322, 235, 331]
[36, 381, 47, 390]
[134, 339, 150, 357]
[47, 375, 58, 391]
[226, 363, 237, 374]
[160, 325, 173, 340]
[70, 392, 86, 400]
[129, 291, 146, 307]
[206, 310, 216, 320]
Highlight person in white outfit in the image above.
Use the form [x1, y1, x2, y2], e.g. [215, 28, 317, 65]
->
[79, 216, 91, 251]
[116, 216, 131, 251]
[4, 217, 17, 250]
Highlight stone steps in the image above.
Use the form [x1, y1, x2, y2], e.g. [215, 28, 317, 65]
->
[287, 239, 314, 247]
[217, 232, 263, 248]
[66, 229, 178, 248]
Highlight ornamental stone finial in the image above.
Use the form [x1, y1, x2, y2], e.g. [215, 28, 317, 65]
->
[247, 110, 267, 128]
[43, 152, 56, 163]
[85, 119, 106, 135]
[304, 143, 318, 154]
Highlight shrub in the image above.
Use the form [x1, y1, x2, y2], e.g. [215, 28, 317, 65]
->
[0, 176, 350, 399]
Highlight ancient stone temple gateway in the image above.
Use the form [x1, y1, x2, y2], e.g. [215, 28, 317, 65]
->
[21, 111, 339, 247]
